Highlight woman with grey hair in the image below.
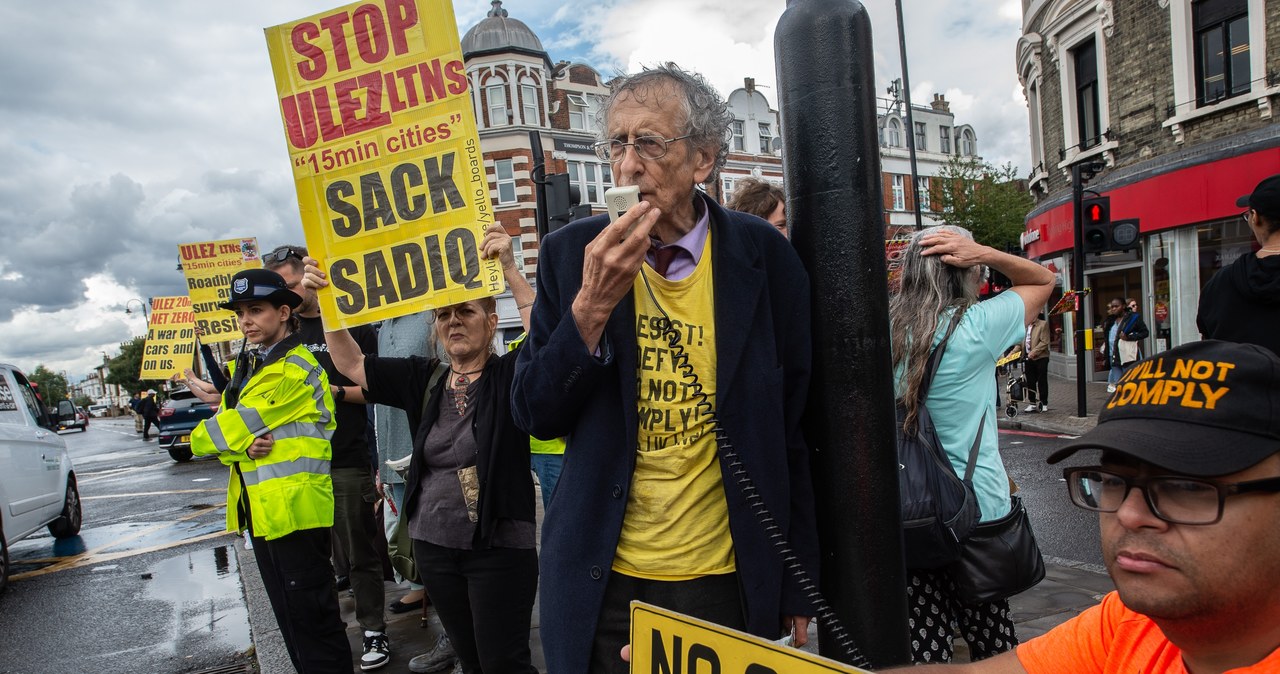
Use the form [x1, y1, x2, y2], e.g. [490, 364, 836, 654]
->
[890, 225, 1054, 663]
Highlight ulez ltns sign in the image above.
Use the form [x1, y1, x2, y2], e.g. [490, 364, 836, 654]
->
[265, 0, 503, 330]
[630, 602, 871, 673]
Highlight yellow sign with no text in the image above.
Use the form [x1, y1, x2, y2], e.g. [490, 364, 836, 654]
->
[630, 602, 871, 674]
[264, 0, 503, 330]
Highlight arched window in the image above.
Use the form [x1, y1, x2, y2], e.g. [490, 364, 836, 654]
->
[887, 119, 902, 147]
[961, 129, 976, 156]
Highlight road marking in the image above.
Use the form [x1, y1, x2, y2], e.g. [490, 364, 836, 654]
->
[82, 488, 224, 501]
[78, 462, 172, 484]
[10, 504, 228, 581]
[999, 428, 1078, 439]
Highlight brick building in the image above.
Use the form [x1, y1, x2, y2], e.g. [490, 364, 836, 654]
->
[461, 0, 982, 321]
[715, 78, 785, 203]
[460, 0, 609, 285]
[878, 93, 980, 236]
[1017, 0, 1280, 380]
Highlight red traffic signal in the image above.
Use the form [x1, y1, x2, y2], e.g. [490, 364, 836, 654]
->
[1081, 196, 1111, 253]
[1083, 196, 1110, 224]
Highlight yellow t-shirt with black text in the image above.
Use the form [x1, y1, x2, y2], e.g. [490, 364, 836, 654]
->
[613, 231, 735, 580]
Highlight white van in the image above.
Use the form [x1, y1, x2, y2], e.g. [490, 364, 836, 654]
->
[0, 363, 82, 592]
[87, 404, 110, 418]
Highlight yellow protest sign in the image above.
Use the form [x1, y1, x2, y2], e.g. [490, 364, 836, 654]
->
[140, 297, 197, 380]
[630, 602, 872, 673]
[265, 0, 503, 330]
[178, 238, 263, 344]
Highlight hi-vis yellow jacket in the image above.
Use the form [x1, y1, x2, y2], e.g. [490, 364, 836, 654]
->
[192, 341, 337, 541]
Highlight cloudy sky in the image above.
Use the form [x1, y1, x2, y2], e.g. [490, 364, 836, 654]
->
[0, 0, 1028, 379]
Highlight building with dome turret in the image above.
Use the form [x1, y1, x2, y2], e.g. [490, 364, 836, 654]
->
[459, 1, 982, 291]
[458, 0, 612, 281]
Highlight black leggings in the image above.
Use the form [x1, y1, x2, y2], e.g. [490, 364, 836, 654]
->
[413, 540, 539, 674]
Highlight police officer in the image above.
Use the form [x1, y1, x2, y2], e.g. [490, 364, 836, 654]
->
[191, 268, 352, 674]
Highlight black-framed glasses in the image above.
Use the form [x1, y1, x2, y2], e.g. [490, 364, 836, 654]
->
[1242, 209, 1253, 225]
[593, 134, 692, 162]
[265, 246, 305, 265]
[1064, 466, 1280, 525]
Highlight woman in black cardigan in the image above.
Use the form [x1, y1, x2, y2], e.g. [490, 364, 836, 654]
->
[306, 224, 537, 674]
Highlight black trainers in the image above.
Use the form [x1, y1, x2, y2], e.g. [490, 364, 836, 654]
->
[361, 631, 391, 671]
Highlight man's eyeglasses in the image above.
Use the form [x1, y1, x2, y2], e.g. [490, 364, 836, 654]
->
[1242, 209, 1253, 225]
[265, 247, 304, 265]
[593, 134, 692, 163]
[1063, 466, 1280, 525]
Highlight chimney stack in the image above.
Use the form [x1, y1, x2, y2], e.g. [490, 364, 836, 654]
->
[745, 77, 756, 93]
[930, 93, 950, 113]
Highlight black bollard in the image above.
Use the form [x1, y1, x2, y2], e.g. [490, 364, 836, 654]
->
[775, 0, 911, 667]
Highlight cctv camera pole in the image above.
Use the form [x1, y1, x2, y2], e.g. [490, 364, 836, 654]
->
[1071, 162, 1088, 418]
[777, 0, 910, 667]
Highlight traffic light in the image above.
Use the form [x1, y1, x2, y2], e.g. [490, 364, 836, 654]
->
[1109, 218, 1140, 251]
[1081, 196, 1110, 253]
[545, 173, 573, 232]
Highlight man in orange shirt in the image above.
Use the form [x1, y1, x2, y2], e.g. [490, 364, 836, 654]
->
[898, 339, 1280, 673]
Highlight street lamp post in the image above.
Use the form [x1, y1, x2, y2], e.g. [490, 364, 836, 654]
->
[125, 298, 151, 323]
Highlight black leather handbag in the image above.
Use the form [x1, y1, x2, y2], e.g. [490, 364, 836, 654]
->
[949, 494, 1046, 603]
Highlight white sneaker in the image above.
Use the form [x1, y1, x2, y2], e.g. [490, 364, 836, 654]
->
[1038, 404, 1049, 413]
[361, 631, 391, 671]
[1024, 404, 1039, 413]
[1107, 385, 1117, 393]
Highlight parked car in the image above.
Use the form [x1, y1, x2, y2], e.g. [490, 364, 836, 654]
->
[56, 403, 88, 433]
[157, 390, 216, 462]
[87, 404, 110, 418]
[0, 364, 82, 593]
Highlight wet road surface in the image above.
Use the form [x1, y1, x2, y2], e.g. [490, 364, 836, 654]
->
[1, 417, 252, 674]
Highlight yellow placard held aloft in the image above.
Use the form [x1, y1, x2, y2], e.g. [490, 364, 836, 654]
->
[264, 0, 503, 331]
[140, 296, 197, 380]
[178, 238, 263, 344]
[630, 602, 872, 674]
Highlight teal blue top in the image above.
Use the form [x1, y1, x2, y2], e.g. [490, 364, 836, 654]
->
[896, 291, 1025, 522]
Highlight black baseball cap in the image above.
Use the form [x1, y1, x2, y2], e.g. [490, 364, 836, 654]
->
[1048, 340, 1280, 477]
[218, 269, 303, 311]
[1235, 174, 1280, 220]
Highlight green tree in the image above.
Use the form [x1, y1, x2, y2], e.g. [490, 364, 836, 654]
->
[934, 155, 1033, 251]
[106, 336, 158, 395]
[74, 394, 95, 408]
[29, 365, 69, 402]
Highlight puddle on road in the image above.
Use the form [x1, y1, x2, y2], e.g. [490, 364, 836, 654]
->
[141, 546, 252, 654]
[9, 514, 226, 573]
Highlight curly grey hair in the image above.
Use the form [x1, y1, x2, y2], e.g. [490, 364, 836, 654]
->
[597, 62, 733, 175]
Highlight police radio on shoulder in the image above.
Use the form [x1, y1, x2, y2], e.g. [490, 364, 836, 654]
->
[605, 185, 641, 237]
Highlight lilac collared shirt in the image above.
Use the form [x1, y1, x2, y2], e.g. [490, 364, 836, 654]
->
[645, 203, 710, 281]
